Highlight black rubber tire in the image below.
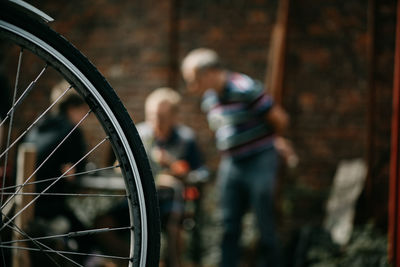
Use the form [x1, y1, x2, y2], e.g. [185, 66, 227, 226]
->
[0, 1, 160, 266]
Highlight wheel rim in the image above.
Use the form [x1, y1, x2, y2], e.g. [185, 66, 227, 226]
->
[0, 19, 149, 267]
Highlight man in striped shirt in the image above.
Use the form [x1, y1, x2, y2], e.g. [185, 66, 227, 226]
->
[181, 48, 289, 267]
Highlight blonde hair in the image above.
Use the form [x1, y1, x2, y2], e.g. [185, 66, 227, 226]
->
[145, 87, 181, 116]
[181, 48, 221, 74]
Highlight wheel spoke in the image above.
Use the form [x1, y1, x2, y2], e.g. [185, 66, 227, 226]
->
[0, 48, 23, 206]
[0, 83, 71, 161]
[0, 47, 24, 267]
[0, 64, 47, 129]
[2, 65, 47, 125]
[3, 226, 132, 245]
[0, 136, 108, 232]
[0, 192, 127, 197]
[0, 110, 92, 212]
[1, 165, 121, 191]
[2, 212, 80, 267]
[0, 245, 132, 261]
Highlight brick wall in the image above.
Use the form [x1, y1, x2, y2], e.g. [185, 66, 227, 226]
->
[283, 0, 396, 227]
[283, 0, 370, 223]
[22, 0, 397, 226]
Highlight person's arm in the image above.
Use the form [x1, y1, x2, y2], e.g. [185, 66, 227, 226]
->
[265, 104, 289, 135]
[266, 105, 299, 167]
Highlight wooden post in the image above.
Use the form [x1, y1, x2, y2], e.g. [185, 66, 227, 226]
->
[265, 0, 290, 104]
[388, 0, 400, 265]
[12, 143, 37, 267]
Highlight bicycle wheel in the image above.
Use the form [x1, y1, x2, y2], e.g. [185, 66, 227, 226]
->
[0, 1, 160, 266]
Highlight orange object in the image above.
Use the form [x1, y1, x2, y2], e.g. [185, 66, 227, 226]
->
[170, 160, 190, 176]
[184, 186, 200, 201]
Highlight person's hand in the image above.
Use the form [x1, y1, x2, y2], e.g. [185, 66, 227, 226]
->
[274, 137, 299, 168]
[151, 147, 173, 167]
[266, 105, 289, 135]
[170, 160, 190, 178]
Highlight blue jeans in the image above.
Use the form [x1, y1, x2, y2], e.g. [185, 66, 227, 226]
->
[218, 148, 280, 267]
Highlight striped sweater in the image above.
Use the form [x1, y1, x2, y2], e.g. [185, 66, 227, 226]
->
[201, 72, 275, 158]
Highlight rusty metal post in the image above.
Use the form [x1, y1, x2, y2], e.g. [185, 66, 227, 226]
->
[389, 0, 400, 265]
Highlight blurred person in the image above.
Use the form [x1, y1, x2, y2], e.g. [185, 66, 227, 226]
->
[138, 87, 207, 267]
[96, 87, 207, 267]
[181, 48, 292, 267]
[24, 80, 88, 237]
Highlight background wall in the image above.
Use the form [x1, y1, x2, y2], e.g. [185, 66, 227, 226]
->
[10, 0, 397, 262]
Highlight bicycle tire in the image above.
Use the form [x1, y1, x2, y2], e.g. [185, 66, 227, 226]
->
[0, 1, 160, 266]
